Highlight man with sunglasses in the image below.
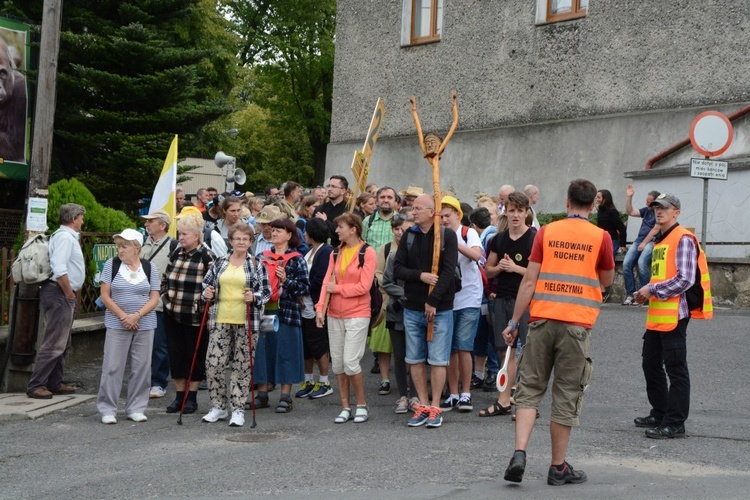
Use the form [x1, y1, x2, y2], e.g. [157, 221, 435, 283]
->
[314, 175, 349, 247]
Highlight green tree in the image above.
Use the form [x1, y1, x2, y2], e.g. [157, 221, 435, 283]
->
[223, 0, 335, 186]
[2, 0, 238, 211]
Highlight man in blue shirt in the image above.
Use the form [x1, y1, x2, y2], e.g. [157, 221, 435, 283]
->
[621, 185, 660, 305]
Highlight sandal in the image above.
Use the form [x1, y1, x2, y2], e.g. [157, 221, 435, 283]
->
[334, 408, 352, 424]
[275, 398, 293, 413]
[353, 405, 369, 423]
[252, 396, 269, 409]
[478, 401, 512, 417]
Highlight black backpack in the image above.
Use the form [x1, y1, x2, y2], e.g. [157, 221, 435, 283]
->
[110, 257, 152, 284]
[332, 244, 383, 327]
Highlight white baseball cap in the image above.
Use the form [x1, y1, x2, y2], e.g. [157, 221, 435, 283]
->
[113, 228, 144, 246]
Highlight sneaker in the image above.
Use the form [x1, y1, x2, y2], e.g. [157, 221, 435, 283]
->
[295, 380, 314, 398]
[634, 415, 660, 428]
[309, 382, 334, 399]
[482, 374, 497, 392]
[457, 395, 473, 412]
[601, 291, 611, 303]
[622, 296, 634, 306]
[378, 381, 391, 395]
[407, 405, 430, 427]
[198, 380, 208, 390]
[504, 450, 526, 483]
[229, 410, 245, 427]
[101, 415, 117, 425]
[470, 374, 484, 390]
[440, 396, 458, 412]
[547, 462, 588, 486]
[645, 424, 686, 439]
[127, 413, 148, 422]
[202, 407, 229, 423]
[425, 406, 444, 428]
[149, 386, 166, 398]
[395, 396, 409, 414]
[407, 397, 420, 412]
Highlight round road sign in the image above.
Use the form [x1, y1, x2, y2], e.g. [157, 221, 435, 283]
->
[689, 111, 733, 157]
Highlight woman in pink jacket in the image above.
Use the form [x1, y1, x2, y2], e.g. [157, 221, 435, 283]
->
[316, 212, 376, 424]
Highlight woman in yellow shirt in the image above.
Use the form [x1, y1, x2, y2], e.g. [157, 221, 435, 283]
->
[201, 224, 271, 427]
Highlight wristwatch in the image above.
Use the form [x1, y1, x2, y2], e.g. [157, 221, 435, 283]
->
[507, 319, 519, 331]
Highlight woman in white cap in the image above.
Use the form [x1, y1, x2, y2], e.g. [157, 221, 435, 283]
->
[97, 229, 161, 424]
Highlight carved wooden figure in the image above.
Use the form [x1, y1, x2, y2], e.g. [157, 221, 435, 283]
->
[409, 90, 459, 340]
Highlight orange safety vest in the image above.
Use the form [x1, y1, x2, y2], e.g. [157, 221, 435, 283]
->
[530, 218, 605, 327]
[646, 226, 712, 331]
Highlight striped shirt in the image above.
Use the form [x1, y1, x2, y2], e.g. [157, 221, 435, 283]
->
[101, 258, 160, 330]
[161, 246, 214, 325]
[648, 234, 697, 320]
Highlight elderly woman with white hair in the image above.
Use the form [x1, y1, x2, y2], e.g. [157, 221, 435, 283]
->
[97, 229, 161, 424]
[161, 210, 215, 415]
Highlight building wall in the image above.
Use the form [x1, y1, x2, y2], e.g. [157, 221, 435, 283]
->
[326, 0, 750, 255]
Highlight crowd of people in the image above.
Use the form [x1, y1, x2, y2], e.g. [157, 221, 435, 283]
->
[26, 176, 712, 487]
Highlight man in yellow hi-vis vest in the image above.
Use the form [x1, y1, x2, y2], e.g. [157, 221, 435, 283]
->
[634, 193, 712, 439]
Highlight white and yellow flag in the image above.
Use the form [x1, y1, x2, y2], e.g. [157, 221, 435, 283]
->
[148, 135, 178, 237]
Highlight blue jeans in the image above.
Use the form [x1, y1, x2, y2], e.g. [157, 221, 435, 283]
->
[452, 307, 480, 352]
[623, 241, 654, 296]
[150, 311, 170, 388]
[403, 308, 453, 366]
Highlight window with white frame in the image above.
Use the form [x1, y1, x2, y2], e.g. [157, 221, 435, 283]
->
[401, 0, 443, 46]
[535, 0, 588, 25]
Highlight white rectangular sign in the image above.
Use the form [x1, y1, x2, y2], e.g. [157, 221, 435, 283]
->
[26, 197, 49, 232]
[690, 158, 728, 180]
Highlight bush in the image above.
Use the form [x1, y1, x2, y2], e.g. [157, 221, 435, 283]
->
[47, 178, 135, 233]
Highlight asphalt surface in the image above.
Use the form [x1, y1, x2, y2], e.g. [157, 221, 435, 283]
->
[2, 305, 749, 499]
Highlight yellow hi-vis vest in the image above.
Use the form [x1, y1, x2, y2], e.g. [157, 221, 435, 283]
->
[646, 226, 712, 331]
[530, 218, 605, 328]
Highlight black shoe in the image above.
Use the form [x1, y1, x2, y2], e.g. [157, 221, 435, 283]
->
[370, 364, 380, 374]
[547, 462, 587, 485]
[634, 415, 660, 428]
[182, 400, 198, 414]
[165, 398, 182, 414]
[645, 424, 685, 439]
[253, 396, 270, 409]
[482, 374, 497, 392]
[504, 450, 526, 483]
[470, 374, 484, 390]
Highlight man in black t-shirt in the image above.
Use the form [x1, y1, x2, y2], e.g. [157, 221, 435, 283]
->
[313, 175, 349, 247]
[479, 192, 536, 417]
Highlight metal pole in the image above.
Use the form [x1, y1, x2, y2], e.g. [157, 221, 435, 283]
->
[701, 177, 709, 249]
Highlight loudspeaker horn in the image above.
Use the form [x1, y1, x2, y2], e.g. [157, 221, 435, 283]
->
[234, 168, 246, 186]
[214, 151, 235, 168]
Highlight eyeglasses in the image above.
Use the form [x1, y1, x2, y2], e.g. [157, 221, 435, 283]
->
[325, 184, 344, 189]
[231, 237, 252, 243]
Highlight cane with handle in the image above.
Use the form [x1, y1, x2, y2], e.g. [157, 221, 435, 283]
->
[177, 301, 211, 425]
[496, 345, 512, 393]
[246, 301, 257, 428]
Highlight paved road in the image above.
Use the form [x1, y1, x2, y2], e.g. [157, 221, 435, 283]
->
[2, 305, 749, 499]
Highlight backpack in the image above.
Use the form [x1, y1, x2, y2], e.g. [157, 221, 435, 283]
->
[460, 225, 488, 289]
[405, 227, 463, 293]
[12, 232, 54, 284]
[110, 257, 153, 284]
[260, 250, 303, 301]
[332, 243, 383, 327]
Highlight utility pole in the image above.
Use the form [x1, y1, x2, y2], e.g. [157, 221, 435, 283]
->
[2, 0, 63, 392]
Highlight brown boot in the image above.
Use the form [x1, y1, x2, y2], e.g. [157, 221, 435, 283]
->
[27, 387, 53, 399]
[49, 384, 76, 395]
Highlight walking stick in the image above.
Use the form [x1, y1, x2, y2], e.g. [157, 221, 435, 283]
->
[246, 302, 257, 428]
[177, 301, 211, 425]
[410, 91, 459, 341]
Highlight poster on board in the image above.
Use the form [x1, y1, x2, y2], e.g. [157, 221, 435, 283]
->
[0, 17, 30, 179]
